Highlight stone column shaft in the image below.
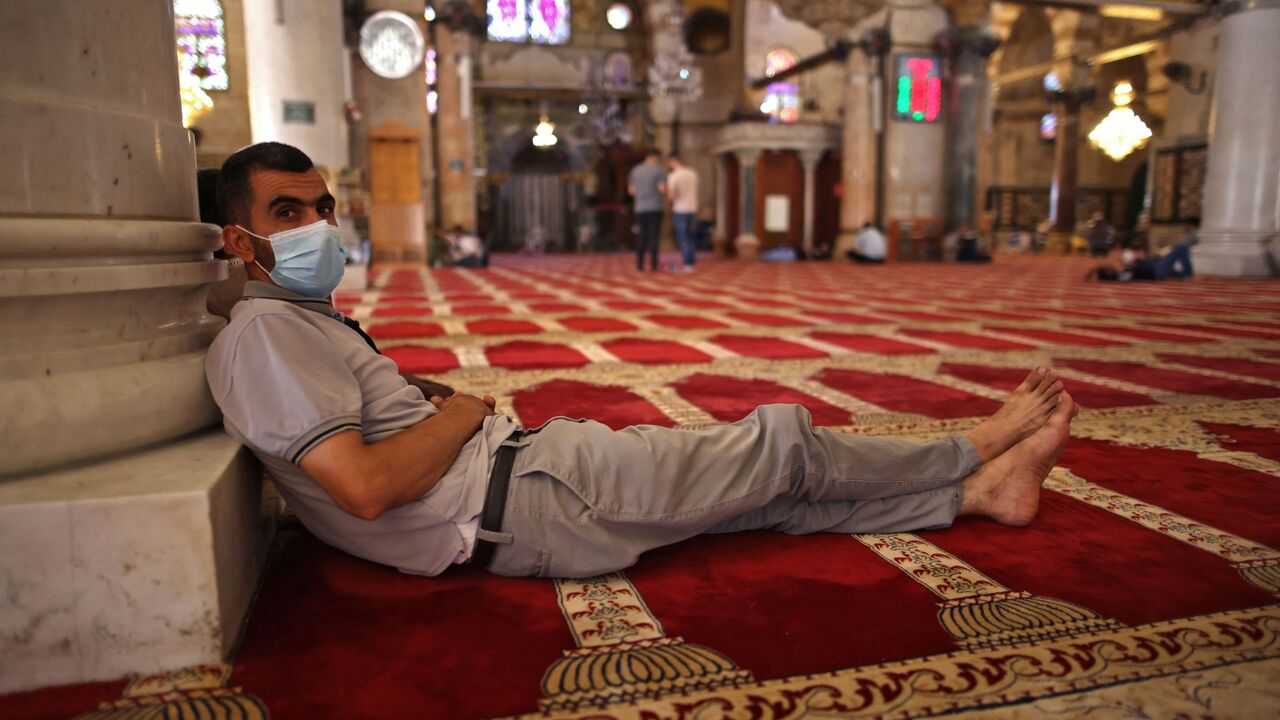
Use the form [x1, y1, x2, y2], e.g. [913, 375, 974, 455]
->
[799, 149, 823, 254]
[735, 149, 760, 236]
[435, 25, 477, 231]
[1195, 0, 1280, 276]
[714, 154, 728, 239]
[838, 52, 877, 245]
[945, 27, 992, 230]
[0, 0, 270, 693]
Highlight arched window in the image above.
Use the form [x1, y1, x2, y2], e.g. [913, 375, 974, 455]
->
[174, 0, 228, 91]
[487, 0, 571, 45]
[760, 48, 799, 124]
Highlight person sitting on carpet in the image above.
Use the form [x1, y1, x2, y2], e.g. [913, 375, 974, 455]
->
[206, 142, 1079, 580]
[847, 222, 887, 264]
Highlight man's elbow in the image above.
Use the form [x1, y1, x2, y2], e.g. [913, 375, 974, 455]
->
[335, 488, 389, 522]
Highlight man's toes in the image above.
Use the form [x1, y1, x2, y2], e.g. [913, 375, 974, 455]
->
[1016, 367, 1043, 393]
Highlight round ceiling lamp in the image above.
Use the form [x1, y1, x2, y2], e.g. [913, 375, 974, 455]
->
[606, 3, 632, 31]
[358, 10, 425, 80]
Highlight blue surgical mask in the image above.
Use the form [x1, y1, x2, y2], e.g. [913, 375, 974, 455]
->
[239, 220, 347, 298]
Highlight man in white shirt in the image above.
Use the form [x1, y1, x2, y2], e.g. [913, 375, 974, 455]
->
[206, 142, 1078, 580]
[666, 155, 700, 271]
[849, 222, 887, 264]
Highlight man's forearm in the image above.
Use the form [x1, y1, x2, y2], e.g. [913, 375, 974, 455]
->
[368, 403, 487, 512]
[301, 401, 490, 520]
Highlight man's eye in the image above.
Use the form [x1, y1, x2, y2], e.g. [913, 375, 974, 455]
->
[278, 208, 295, 218]
[319, 206, 334, 215]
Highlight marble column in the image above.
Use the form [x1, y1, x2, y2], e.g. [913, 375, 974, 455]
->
[0, 0, 271, 693]
[799, 149, 824, 255]
[734, 149, 761, 260]
[713, 154, 730, 258]
[1047, 88, 1090, 253]
[435, 21, 478, 231]
[1194, 0, 1280, 277]
[835, 51, 877, 261]
[354, 0, 434, 266]
[945, 27, 995, 230]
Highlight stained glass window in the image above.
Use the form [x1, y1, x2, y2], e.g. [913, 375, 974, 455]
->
[487, 0, 570, 45]
[425, 48, 437, 114]
[761, 49, 799, 124]
[487, 0, 528, 42]
[529, 0, 571, 44]
[174, 0, 227, 91]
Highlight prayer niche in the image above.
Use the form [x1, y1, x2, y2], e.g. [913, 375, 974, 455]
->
[174, 0, 228, 91]
[487, 0, 570, 45]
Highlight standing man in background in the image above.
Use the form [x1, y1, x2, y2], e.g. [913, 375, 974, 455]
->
[667, 155, 699, 272]
[628, 148, 666, 272]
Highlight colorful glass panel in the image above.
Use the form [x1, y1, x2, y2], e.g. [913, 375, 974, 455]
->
[174, 0, 228, 91]
[761, 49, 799, 124]
[529, 0, 570, 45]
[892, 54, 942, 123]
[487, 0, 528, 41]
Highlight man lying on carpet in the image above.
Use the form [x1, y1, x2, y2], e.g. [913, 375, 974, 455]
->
[206, 142, 1079, 579]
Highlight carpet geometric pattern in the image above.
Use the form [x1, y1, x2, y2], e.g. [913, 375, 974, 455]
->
[5, 254, 1280, 720]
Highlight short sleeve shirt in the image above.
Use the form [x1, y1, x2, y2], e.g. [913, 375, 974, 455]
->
[205, 282, 516, 576]
[667, 166, 698, 214]
[628, 162, 666, 213]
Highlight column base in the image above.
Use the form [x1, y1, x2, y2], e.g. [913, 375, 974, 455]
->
[1192, 231, 1279, 277]
[711, 233, 733, 259]
[833, 229, 860, 263]
[1042, 231, 1074, 254]
[733, 234, 760, 261]
[0, 431, 276, 694]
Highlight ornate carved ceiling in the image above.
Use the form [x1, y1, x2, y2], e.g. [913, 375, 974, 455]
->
[772, 0, 884, 38]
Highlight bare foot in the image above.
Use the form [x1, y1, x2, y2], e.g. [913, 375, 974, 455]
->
[965, 367, 1064, 462]
[960, 392, 1076, 526]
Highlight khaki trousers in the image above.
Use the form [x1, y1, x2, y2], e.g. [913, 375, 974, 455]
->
[485, 405, 979, 578]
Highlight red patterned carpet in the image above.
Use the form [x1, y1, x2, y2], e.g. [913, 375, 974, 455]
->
[7, 254, 1280, 720]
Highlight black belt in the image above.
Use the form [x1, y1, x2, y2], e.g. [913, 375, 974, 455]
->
[469, 430, 524, 569]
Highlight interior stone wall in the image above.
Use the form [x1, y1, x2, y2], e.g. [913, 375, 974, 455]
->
[242, 0, 349, 170]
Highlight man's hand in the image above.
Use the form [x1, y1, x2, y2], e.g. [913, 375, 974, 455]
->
[430, 392, 496, 416]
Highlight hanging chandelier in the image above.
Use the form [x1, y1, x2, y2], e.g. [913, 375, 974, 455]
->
[1088, 81, 1151, 161]
[532, 115, 558, 147]
[177, 51, 214, 128]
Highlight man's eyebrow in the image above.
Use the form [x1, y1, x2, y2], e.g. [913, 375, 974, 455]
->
[266, 193, 336, 209]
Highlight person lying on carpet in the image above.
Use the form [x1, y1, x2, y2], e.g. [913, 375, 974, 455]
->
[205, 142, 1079, 579]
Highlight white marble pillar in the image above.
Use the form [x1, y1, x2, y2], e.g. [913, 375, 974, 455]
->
[799, 149, 824, 255]
[734, 149, 761, 259]
[1194, 0, 1280, 277]
[0, 0, 271, 693]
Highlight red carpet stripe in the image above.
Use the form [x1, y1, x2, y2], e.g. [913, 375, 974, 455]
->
[814, 368, 1003, 418]
[672, 373, 851, 425]
[1056, 358, 1280, 400]
[514, 379, 675, 429]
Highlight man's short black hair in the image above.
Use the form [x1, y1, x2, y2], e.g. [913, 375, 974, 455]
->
[644, 147, 661, 158]
[667, 153, 681, 163]
[216, 142, 315, 226]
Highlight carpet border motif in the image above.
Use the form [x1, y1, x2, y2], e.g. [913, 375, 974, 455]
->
[501, 606, 1280, 720]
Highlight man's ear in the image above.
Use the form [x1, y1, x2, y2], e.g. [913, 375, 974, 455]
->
[221, 225, 257, 264]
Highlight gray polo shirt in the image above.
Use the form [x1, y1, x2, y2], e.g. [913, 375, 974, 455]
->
[205, 281, 516, 576]
[628, 161, 666, 213]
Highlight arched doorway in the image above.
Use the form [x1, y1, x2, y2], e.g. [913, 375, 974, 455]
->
[509, 144, 571, 251]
